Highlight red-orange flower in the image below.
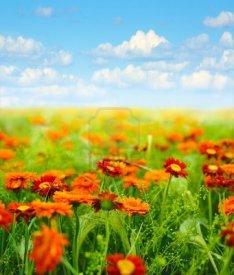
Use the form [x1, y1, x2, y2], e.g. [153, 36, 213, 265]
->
[31, 175, 69, 197]
[221, 222, 234, 247]
[31, 200, 72, 218]
[0, 201, 13, 231]
[97, 158, 127, 177]
[30, 223, 69, 274]
[93, 191, 119, 211]
[204, 175, 234, 189]
[106, 253, 146, 275]
[8, 202, 36, 222]
[199, 141, 220, 159]
[164, 158, 188, 178]
[5, 171, 36, 191]
[53, 191, 96, 206]
[117, 197, 150, 216]
[123, 176, 149, 192]
[202, 164, 223, 176]
[0, 148, 16, 161]
[219, 196, 234, 216]
[144, 170, 170, 183]
[71, 172, 100, 194]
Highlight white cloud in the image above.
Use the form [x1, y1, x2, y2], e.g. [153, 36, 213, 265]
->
[92, 64, 174, 90]
[18, 67, 58, 85]
[0, 65, 16, 76]
[204, 11, 234, 28]
[0, 35, 43, 55]
[94, 30, 169, 58]
[185, 33, 210, 49]
[219, 49, 234, 69]
[219, 32, 234, 47]
[35, 6, 53, 17]
[0, 34, 73, 65]
[180, 70, 229, 89]
[199, 49, 234, 71]
[143, 61, 188, 72]
[43, 50, 73, 65]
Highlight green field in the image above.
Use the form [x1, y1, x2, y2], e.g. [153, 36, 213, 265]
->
[0, 108, 233, 275]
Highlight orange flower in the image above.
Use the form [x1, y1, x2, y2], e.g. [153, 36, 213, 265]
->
[220, 164, 234, 176]
[177, 141, 198, 154]
[186, 128, 204, 141]
[41, 169, 75, 180]
[71, 172, 100, 194]
[109, 134, 128, 143]
[144, 170, 170, 183]
[97, 158, 127, 177]
[219, 196, 234, 216]
[31, 200, 72, 218]
[106, 253, 146, 275]
[8, 202, 36, 222]
[30, 223, 69, 274]
[154, 143, 169, 151]
[164, 158, 188, 178]
[46, 128, 68, 142]
[117, 197, 150, 216]
[4, 136, 29, 148]
[30, 116, 46, 125]
[221, 222, 234, 247]
[0, 132, 7, 141]
[0, 148, 16, 161]
[53, 191, 96, 206]
[5, 171, 36, 191]
[123, 176, 149, 192]
[31, 175, 69, 197]
[202, 164, 223, 176]
[0, 201, 13, 231]
[167, 133, 184, 143]
[93, 191, 119, 211]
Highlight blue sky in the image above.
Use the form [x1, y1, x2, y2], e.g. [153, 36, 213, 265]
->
[0, 0, 234, 108]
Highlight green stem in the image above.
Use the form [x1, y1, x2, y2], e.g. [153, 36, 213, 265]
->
[99, 213, 110, 275]
[207, 251, 219, 275]
[61, 258, 77, 275]
[72, 207, 80, 273]
[208, 190, 212, 226]
[22, 222, 30, 275]
[160, 175, 172, 222]
[220, 248, 233, 275]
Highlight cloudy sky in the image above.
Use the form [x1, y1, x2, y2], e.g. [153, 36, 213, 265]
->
[0, 0, 234, 108]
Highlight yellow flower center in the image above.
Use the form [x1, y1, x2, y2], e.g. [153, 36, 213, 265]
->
[39, 182, 50, 189]
[225, 152, 233, 159]
[170, 164, 181, 172]
[208, 165, 218, 171]
[117, 259, 136, 275]
[18, 205, 30, 212]
[206, 149, 216, 155]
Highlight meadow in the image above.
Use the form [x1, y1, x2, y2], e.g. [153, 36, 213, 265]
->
[0, 108, 233, 275]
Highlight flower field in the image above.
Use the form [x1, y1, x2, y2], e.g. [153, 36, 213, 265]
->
[0, 108, 233, 275]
